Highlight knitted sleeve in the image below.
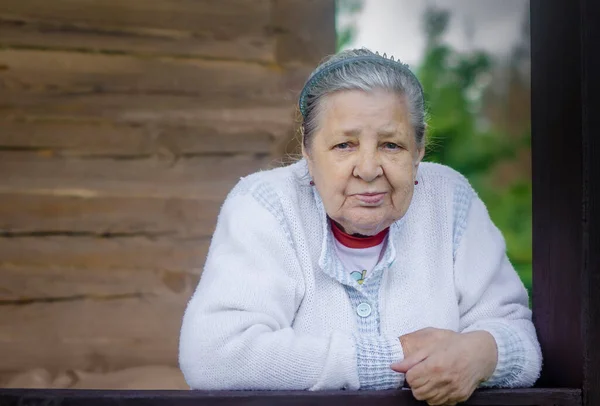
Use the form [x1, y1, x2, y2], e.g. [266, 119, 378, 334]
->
[453, 190, 542, 388]
[178, 184, 360, 391]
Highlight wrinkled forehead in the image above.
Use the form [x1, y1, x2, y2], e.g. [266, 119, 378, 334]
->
[316, 90, 414, 136]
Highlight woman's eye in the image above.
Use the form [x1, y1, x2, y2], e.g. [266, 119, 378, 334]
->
[383, 142, 400, 150]
[334, 142, 351, 150]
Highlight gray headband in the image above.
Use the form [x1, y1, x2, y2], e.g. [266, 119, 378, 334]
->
[298, 54, 425, 118]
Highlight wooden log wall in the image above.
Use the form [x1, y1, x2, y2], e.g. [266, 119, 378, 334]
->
[0, 0, 335, 375]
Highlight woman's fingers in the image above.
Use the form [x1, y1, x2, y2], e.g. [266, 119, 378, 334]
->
[411, 379, 455, 405]
[394, 328, 460, 374]
[394, 332, 485, 405]
[410, 379, 438, 401]
[399, 327, 455, 359]
[412, 381, 457, 406]
[390, 349, 429, 373]
[404, 349, 475, 405]
[404, 359, 432, 389]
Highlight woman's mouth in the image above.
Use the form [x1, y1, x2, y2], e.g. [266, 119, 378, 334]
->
[354, 193, 386, 205]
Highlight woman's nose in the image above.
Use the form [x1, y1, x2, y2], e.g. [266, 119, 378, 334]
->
[353, 150, 383, 182]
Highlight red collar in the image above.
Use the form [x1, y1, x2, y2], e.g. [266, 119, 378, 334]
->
[331, 221, 389, 249]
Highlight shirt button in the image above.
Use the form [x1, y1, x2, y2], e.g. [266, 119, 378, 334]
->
[356, 302, 372, 318]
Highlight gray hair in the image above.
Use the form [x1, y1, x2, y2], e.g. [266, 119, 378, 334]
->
[299, 48, 427, 150]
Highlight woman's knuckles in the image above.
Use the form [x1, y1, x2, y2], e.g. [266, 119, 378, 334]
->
[405, 369, 416, 383]
[405, 364, 429, 384]
[401, 327, 456, 357]
[429, 362, 445, 374]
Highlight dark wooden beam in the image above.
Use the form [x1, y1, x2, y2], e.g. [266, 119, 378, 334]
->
[531, 0, 600, 404]
[0, 388, 583, 406]
[581, 0, 600, 405]
[531, 0, 584, 388]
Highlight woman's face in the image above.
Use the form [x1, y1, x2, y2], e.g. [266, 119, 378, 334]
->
[303, 89, 424, 236]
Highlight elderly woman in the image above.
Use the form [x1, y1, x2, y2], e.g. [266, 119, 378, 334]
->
[179, 48, 541, 405]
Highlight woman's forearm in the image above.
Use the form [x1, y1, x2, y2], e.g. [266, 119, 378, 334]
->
[179, 310, 360, 390]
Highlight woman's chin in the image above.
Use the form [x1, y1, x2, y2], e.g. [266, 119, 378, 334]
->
[342, 219, 390, 236]
[333, 208, 398, 236]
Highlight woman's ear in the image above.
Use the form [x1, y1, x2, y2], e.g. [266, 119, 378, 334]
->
[413, 142, 425, 170]
[416, 146, 425, 166]
[415, 128, 427, 168]
[302, 144, 313, 178]
[413, 147, 424, 184]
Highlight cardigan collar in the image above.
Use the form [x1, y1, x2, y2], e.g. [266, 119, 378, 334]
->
[330, 220, 389, 248]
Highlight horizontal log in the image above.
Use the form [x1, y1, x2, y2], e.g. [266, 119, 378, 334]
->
[0, 50, 308, 104]
[0, 152, 275, 199]
[0, 113, 290, 156]
[0, 0, 271, 40]
[0, 236, 210, 272]
[0, 91, 303, 125]
[0, 193, 220, 237]
[0, 265, 199, 302]
[1, 365, 188, 390]
[0, 294, 187, 373]
[0, 17, 273, 62]
[273, 0, 336, 65]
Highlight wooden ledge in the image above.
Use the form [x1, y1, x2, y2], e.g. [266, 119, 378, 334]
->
[0, 388, 582, 406]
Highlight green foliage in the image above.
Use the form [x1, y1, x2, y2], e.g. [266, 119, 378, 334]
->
[337, 25, 358, 52]
[417, 7, 533, 295]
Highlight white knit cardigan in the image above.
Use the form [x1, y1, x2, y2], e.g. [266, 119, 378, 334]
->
[179, 159, 542, 391]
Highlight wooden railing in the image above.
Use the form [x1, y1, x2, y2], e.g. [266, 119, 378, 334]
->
[0, 388, 583, 406]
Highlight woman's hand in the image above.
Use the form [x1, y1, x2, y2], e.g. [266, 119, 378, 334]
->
[391, 328, 498, 406]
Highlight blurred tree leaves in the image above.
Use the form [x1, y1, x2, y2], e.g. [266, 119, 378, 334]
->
[418, 6, 532, 295]
[336, 0, 364, 50]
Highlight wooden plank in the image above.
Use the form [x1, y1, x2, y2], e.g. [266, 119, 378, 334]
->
[273, 0, 336, 65]
[1, 366, 188, 390]
[0, 193, 220, 237]
[0, 388, 585, 406]
[0, 152, 274, 199]
[0, 265, 195, 375]
[0, 295, 187, 373]
[0, 236, 210, 272]
[0, 50, 306, 105]
[0, 18, 274, 62]
[0, 91, 304, 124]
[0, 265, 199, 302]
[0, 0, 271, 39]
[0, 116, 286, 156]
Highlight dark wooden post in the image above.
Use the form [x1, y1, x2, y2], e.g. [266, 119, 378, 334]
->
[581, 1, 600, 405]
[531, 0, 600, 404]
